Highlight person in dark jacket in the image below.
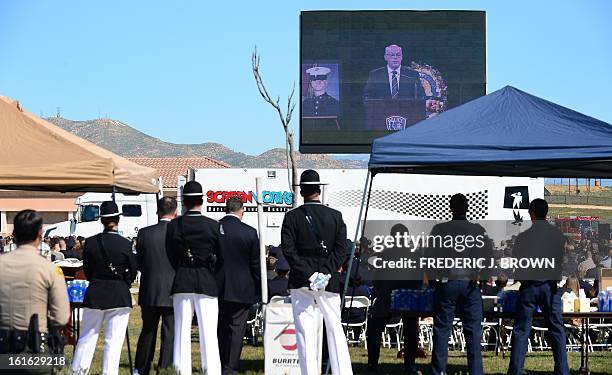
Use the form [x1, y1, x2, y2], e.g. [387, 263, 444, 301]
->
[216, 197, 261, 375]
[429, 194, 493, 375]
[134, 197, 177, 375]
[508, 199, 569, 375]
[166, 181, 223, 375]
[62, 236, 83, 259]
[366, 224, 422, 375]
[281, 169, 353, 375]
[268, 255, 290, 300]
[71, 201, 137, 375]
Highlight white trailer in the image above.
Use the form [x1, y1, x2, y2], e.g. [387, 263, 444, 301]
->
[43, 193, 158, 239]
[191, 168, 544, 245]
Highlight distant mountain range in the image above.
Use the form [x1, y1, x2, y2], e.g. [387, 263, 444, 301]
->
[46, 117, 367, 168]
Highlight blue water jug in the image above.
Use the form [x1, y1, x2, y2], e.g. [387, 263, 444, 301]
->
[598, 291, 608, 312]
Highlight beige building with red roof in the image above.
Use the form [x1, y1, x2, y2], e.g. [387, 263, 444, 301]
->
[127, 157, 230, 196]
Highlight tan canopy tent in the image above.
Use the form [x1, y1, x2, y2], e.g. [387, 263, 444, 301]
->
[0, 96, 159, 193]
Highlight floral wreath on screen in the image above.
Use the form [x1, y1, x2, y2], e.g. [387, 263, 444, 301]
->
[411, 62, 448, 118]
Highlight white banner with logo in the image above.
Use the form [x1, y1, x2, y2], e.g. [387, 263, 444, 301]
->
[264, 299, 323, 375]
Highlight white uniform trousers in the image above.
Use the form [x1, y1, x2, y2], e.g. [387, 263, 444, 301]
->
[70, 307, 131, 375]
[172, 293, 221, 375]
[290, 288, 353, 375]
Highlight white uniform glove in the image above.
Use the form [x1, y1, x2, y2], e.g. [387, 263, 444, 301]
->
[309, 272, 320, 291]
[310, 273, 331, 291]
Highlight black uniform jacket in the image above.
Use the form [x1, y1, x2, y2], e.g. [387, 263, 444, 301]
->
[166, 211, 224, 297]
[136, 220, 175, 307]
[281, 201, 347, 293]
[83, 230, 137, 310]
[302, 93, 339, 117]
[513, 220, 565, 283]
[216, 215, 261, 304]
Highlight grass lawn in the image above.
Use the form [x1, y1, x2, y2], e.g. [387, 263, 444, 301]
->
[55, 306, 612, 374]
[549, 206, 612, 223]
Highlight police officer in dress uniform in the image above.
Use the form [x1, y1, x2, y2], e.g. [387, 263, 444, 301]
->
[281, 169, 353, 375]
[165, 181, 223, 375]
[302, 67, 339, 117]
[428, 194, 493, 375]
[508, 199, 569, 375]
[0, 210, 70, 375]
[71, 201, 138, 375]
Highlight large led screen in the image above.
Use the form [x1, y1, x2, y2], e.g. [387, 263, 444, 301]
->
[300, 11, 486, 153]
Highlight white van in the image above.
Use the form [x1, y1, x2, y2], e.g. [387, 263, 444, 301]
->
[44, 192, 158, 239]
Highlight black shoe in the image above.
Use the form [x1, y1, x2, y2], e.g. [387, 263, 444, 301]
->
[366, 364, 379, 374]
[404, 365, 422, 375]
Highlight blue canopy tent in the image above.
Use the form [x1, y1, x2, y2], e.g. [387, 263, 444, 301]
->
[340, 86, 612, 331]
[369, 85, 612, 177]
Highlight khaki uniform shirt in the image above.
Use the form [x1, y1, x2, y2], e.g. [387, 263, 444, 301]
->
[0, 245, 70, 332]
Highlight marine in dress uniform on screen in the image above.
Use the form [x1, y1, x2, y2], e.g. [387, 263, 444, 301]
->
[281, 169, 353, 375]
[302, 67, 339, 117]
[71, 201, 138, 375]
[166, 181, 223, 375]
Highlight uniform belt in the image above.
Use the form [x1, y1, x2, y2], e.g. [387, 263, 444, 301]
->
[0, 329, 48, 354]
[178, 261, 208, 268]
[299, 249, 327, 257]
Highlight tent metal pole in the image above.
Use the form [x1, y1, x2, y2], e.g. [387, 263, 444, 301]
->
[342, 170, 373, 299]
[111, 185, 116, 202]
[325, 170, 374, 375]
[256, 177, 268, 304]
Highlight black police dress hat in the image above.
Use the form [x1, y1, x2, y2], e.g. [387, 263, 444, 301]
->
[293, 169, 328, 186]
[100, 201, 121, 218]
[182, 181, 204, 196]
[275, 254, 290, 272]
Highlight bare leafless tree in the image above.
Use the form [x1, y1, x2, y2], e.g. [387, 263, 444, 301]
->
[251, 46, 298, 206]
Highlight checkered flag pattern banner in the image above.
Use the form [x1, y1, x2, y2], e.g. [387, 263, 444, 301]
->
[326, 189, 489, 220]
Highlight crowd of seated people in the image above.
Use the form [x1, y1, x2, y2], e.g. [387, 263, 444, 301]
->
[42, 235, 86, 261]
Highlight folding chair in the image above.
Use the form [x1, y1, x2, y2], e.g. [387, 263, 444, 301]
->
[382, 318, 403, 350]
[342, 296, 370, 348]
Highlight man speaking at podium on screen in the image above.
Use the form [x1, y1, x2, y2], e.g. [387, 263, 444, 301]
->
[363, 44, 425, 101]
[363, 44, 426, 131]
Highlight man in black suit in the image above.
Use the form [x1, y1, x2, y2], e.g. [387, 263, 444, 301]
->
[281, 169, 353, 375]
[134, 197, 177, 375]
[216, 197, 261, 375]
[363, 44, 426, 101]
[166, 181, 224, 375]
[71, 201, 138, 375]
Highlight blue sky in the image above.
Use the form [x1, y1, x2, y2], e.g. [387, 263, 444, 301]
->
[1, 0, 611, 157]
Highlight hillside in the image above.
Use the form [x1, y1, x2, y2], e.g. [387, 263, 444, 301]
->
[46, 117, 366, 168]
